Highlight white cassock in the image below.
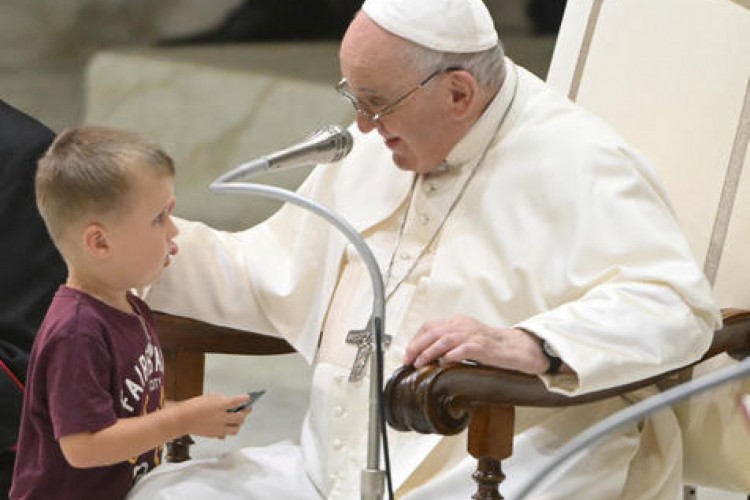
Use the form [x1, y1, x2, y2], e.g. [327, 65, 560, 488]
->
[128, 59, 720, 500]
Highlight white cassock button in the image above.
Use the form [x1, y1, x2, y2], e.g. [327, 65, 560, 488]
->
[419, 213, 430, 225]
[333, 405, 346, 418]
[333, 438, 344, 451]
[399, 250, 412, 260]
[433, 163, 449, 175]
[424, 181, 438, 193]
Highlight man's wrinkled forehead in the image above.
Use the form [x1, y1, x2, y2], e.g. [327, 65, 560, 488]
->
[339, 13, 413, 84]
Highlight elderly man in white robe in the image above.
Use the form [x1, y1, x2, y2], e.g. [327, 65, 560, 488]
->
[127, 0, 720, 498]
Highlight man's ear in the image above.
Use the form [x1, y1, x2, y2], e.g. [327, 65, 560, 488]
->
[445, 70, 477, 119]
[83, 223, 111, 259]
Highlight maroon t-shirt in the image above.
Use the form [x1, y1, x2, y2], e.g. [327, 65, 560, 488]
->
[11, 286, 165, 500]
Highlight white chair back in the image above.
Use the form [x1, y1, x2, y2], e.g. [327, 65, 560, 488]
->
[546, 0, 750, 492]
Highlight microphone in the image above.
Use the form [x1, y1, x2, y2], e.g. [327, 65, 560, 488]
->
[210, 121, 392, 500]
[218, 124, 353, 183]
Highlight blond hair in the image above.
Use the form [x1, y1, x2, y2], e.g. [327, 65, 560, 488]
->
[35, 126, 175, 247]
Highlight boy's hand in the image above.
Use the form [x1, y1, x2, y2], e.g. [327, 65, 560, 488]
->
[176, 393, 252, 439]
[227, 390, 266, 413]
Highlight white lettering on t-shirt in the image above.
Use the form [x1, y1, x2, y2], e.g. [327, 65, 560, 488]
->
[133, 364, 145, 386]
[139, 353, 154, 381]
[126, 377, 144, 402]
[120, 389, 134, 412]
[120, 344, 164, 413]
[153, 345, 164, 374]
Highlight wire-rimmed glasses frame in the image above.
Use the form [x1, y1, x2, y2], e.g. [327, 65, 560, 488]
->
[336, 66, 463, 123]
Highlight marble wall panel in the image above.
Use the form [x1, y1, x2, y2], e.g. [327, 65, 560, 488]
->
[85, 44, 354, 230]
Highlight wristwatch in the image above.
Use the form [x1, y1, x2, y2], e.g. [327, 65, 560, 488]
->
[540, 339, 562, 375]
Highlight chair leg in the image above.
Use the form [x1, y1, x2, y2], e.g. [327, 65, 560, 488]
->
[162, 350, 205, 462]
[467, 405, 515, 499]
[165, 434, 194, 463]
[472, 457, 505, 499]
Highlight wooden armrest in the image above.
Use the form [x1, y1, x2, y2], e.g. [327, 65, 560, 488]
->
[385, 308, 750, 436]
[153, 311, 296, 462]
[384, 309, 750, 497]
[154, 311, 294, 356]
[155, 311, 294, 402]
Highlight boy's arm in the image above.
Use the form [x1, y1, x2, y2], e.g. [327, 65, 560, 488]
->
[59, 393, 250, 468]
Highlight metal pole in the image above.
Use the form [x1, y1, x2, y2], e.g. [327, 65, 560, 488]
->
[210, 177, 386, 500]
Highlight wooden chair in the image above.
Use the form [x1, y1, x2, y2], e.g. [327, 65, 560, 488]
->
[156, 311, 749, 494]
[384, 309, 750, 498]
[154, 307, 750, 496]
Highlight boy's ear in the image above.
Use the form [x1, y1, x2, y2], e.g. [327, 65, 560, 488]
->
[83, 223, 111, 258]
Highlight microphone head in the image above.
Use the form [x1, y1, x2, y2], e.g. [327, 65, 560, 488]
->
[265, 124, 354, 171]
[304, 124, 354, 163]
[327, 125, 354, 162]
[219, 124, 354, 183]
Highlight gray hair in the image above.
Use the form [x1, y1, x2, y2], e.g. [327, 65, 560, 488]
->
[399, 41, 506, 93]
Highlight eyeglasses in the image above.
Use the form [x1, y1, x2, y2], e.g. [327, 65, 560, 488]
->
[336, 66, 462, 123]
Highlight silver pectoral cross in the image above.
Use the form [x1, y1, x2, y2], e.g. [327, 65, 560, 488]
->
[345, 319, 392, 382]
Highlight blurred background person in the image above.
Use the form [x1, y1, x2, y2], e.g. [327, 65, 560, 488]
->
[0, 100, 66, 500]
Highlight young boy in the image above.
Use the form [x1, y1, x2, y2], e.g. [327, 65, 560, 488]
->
[10, 126, 252, 500]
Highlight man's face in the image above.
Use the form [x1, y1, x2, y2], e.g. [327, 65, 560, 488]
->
[339, 15, 459, 174]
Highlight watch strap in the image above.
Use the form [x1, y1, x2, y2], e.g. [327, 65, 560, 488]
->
[541, 339, 562, 375]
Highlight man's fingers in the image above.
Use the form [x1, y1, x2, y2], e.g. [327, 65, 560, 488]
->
[404, 324, 439, 365]
[414, 333, 462, 367]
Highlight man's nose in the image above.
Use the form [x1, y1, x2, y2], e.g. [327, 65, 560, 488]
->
[356, 112, 377, 133]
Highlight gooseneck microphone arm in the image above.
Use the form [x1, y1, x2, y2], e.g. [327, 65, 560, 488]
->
[210, 125, 392, 500]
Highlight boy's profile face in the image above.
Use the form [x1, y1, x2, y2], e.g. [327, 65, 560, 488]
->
[104, 168, 179, 289]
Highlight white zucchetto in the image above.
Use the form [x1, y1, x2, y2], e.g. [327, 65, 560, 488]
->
[361, 0, 498, 53]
